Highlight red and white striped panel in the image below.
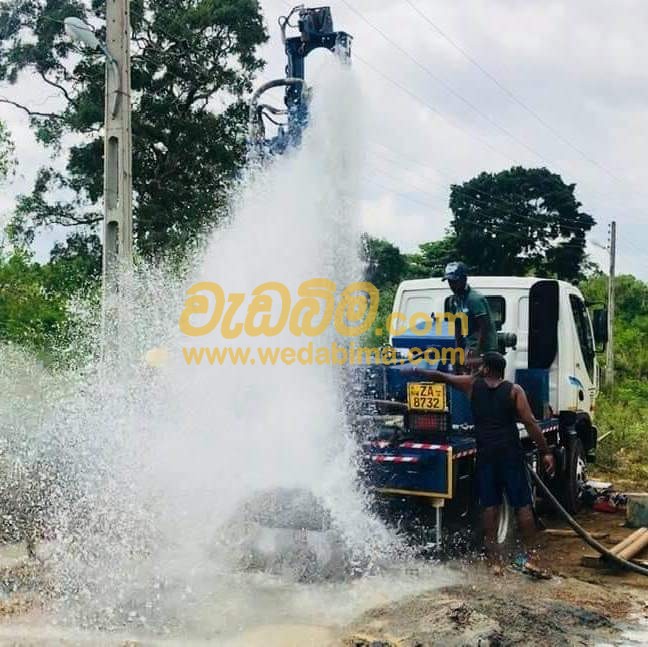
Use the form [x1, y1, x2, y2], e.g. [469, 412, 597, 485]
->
[371, 455, 420, 464]
[399, 441, 450, 451]
[453, 449, 478, 459]
[369, 441, 392, 449]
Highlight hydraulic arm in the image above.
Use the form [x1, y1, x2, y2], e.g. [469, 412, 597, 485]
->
[249, 5, 352, 156]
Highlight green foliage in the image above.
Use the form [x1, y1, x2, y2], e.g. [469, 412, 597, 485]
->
[593, 393, 648, 484]
[0, 250, 68, 354]
[450, 167, 595, 281]
[362, 235, 407, 291]
[406, 235, 458, 279]
[581, 274, 648, 381]
[1, 0, 268, 257]
[361, 236, 405, 347]
[365, 283, 395, 347]
[46, 232, 102, 295]
[580, 274, 648, 483]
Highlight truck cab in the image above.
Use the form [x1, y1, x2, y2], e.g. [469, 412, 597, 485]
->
[392, 277, 601, 426]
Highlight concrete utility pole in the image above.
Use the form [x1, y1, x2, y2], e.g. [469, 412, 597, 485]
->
[103, 0, 133, 289]
[606, 221, 616, 388]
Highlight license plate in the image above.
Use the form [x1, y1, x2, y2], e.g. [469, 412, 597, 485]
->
[407, 382, 447, 412]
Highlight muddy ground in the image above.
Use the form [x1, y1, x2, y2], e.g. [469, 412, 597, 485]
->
[343, 511, 648, 647]
[0, 510, 645, 646]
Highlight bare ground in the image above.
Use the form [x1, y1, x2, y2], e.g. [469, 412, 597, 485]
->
[0, 511, 645, 646]
[344, 510, 648, 646]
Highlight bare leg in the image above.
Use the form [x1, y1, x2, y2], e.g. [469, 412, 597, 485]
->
[516, 505, 537, 552]
[516, 505, 549, 576]
[482, 506, 503, 570]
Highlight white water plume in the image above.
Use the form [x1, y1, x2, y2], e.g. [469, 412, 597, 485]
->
[2, 59, 409, 635]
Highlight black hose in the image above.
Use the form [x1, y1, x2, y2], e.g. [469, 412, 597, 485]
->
[527, 467, 648, 577]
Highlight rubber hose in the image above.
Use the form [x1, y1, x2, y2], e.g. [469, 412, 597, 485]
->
[527, 467, 648, 577]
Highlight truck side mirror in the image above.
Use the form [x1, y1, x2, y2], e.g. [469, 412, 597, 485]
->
[592, 308, 608, 348]
[497, 332, 517, 355]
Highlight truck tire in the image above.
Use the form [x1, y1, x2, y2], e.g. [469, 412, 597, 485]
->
[559, 438, 587, 514]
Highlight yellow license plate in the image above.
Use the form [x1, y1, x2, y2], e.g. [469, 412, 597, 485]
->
[407, 382, 447, 412]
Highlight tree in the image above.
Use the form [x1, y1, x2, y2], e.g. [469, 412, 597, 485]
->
[0, 0, 268, 256]
[449, 167, 595, 281]
[0, 251, 68, 353]
[361, 235, 407, 291]
[45, 232, 102, 294]
[406, 235, 457, 279]
[581, 273, 648, 386]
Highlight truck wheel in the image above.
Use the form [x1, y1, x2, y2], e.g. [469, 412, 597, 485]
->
[560, 438, 587, 514]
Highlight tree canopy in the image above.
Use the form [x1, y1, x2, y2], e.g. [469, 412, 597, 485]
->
[361, 235, 407, 291]
[405, 235, 458, 279]
[0, 0, 267, 256]
[449, 166, 595, 281]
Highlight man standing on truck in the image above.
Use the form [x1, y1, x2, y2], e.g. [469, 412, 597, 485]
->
[443, 262, 497, 371]
[409, 352, 556, 577]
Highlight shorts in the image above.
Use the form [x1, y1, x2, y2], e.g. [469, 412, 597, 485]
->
[476, 451, 533, 509]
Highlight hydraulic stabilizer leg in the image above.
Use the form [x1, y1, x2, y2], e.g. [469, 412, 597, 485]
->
[433, 498, 444, 549]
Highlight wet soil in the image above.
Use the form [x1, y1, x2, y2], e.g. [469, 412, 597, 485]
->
[0, 511, 645, 646]
[343, 571, 642, 646]
[344, 510, 648, 646]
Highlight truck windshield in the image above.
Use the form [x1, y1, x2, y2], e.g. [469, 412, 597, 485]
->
[569, 295, 595, 380]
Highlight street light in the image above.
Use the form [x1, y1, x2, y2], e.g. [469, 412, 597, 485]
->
[64, 17, 120, 117]
[64, 16, 100, 49]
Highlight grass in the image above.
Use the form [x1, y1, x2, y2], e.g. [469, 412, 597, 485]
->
[592, 386, 648, 488]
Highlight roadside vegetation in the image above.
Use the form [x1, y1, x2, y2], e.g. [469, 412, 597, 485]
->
[581, 275, 648, 486]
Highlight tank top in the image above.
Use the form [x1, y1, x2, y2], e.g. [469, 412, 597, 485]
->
[470, 378, 521, 460]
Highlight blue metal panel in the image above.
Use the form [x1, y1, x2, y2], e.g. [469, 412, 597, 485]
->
[515, 369, 550, 421]
[362, 436, 477, 498]
[367, 451, 450, 496]
[449, 387, 473, 426]
[391, 320, 456, 352]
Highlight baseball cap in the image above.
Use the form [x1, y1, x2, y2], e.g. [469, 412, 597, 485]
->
[442, 261, 468, 281]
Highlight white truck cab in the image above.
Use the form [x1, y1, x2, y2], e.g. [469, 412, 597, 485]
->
[392, 277, 603, 425]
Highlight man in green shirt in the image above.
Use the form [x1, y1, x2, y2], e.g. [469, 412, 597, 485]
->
[443, 262, 498, 370]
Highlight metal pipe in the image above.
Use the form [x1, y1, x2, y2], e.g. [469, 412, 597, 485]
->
[248, 78, 305, 123]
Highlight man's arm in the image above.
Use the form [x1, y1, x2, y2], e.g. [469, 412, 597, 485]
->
[408, 367, 474, 395]
[512, 384, 556, 476]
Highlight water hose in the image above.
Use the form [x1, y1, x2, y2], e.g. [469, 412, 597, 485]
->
[527, 467, 648, 577]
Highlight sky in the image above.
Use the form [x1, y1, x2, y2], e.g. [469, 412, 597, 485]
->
[1, 0, 647, 279]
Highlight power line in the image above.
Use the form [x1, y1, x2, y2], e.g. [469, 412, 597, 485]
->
[369, 142, 597, 235]
[280, 0, 643, 213]
[364, 167, 591, 250]
[402, 0, 631, 190]
[353, 52, 514, 164]
[340, 0, 554, 167]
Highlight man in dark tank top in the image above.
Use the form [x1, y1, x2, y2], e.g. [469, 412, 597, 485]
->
[409, 352, 556, 576]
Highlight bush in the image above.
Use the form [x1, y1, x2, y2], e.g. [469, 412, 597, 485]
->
[594, 389, 648, 484]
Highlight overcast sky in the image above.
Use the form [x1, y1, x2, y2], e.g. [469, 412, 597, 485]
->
[1, 0, 646, 279]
